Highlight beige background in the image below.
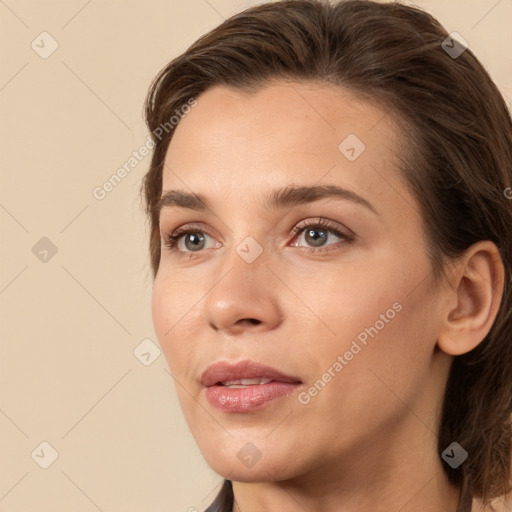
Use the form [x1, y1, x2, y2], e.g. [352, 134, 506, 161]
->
[1, 0, 511, 510]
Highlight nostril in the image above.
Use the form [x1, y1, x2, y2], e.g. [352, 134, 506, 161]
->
[247, 318, 261, 325]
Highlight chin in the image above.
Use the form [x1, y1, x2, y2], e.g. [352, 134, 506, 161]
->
[200, 443, 304, 483]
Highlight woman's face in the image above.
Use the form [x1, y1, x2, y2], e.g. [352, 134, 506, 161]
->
[152, 81, 452, 483]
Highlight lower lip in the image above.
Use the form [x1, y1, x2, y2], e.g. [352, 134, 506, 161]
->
[205, 382, 301, 413]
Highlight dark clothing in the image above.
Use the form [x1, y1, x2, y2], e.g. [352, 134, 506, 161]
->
[204, 480, 233, 512]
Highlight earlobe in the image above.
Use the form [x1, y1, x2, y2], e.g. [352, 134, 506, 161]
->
[437, 241, 505, 356]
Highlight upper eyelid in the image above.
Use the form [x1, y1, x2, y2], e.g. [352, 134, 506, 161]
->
[294, 217, 355, 238]
[164, 218, 349, 236]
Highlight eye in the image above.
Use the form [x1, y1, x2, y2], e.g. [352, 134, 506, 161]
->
[162, 217, 354, 256]
[162, 224, 216, 253]
[289, 217, 354, 252]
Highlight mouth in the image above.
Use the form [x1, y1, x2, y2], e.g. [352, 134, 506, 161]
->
[201, 359, 302, 387]
[216, 377, 274, 388]
[201, 360, 303, 413]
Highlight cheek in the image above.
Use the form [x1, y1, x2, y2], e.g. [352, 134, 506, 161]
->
[151, 274, 198, 375]
[298, 252, 437, 401]
[291, 304, 435, 457]
[321, 284, 436, 418]
[293, 257, 407, 344]
[151, 276, 174, 345]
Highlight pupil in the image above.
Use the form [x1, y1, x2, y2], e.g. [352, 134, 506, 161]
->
[306, 228, 326, 247]
[186, 233, 204, 250]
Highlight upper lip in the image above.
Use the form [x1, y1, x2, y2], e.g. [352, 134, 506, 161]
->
[201, 360, 302, 387]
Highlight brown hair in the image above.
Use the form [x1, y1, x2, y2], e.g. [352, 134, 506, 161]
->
[141, 0, 512, 508]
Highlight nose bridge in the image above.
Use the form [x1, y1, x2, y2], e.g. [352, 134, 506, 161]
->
[211, 231, 270, 302]
[218, 209, 269, 273]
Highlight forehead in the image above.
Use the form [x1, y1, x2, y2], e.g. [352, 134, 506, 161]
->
[161, 81, 413, 216]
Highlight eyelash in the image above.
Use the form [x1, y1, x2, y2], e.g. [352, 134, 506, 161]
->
[162, 217, 354, 256]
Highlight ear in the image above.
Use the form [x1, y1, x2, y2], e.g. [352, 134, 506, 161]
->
[437, 241, 505, 356]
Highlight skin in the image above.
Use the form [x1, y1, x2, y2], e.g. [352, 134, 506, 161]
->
[151, 81, 504, 512]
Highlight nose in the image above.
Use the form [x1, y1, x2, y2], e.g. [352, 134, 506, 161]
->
[203, 246, 284, 336]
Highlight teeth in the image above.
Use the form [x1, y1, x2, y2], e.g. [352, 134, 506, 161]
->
[221, 378, 273, 387]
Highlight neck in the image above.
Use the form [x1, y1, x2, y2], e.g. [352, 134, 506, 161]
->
[231, 416, 462, 512]
[232, 465, 461, 512]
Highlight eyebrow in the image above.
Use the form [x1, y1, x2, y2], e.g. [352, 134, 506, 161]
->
[156, 184, 378, 216]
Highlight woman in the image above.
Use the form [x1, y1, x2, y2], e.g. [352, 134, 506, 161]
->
[140, 1, 512, 510]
